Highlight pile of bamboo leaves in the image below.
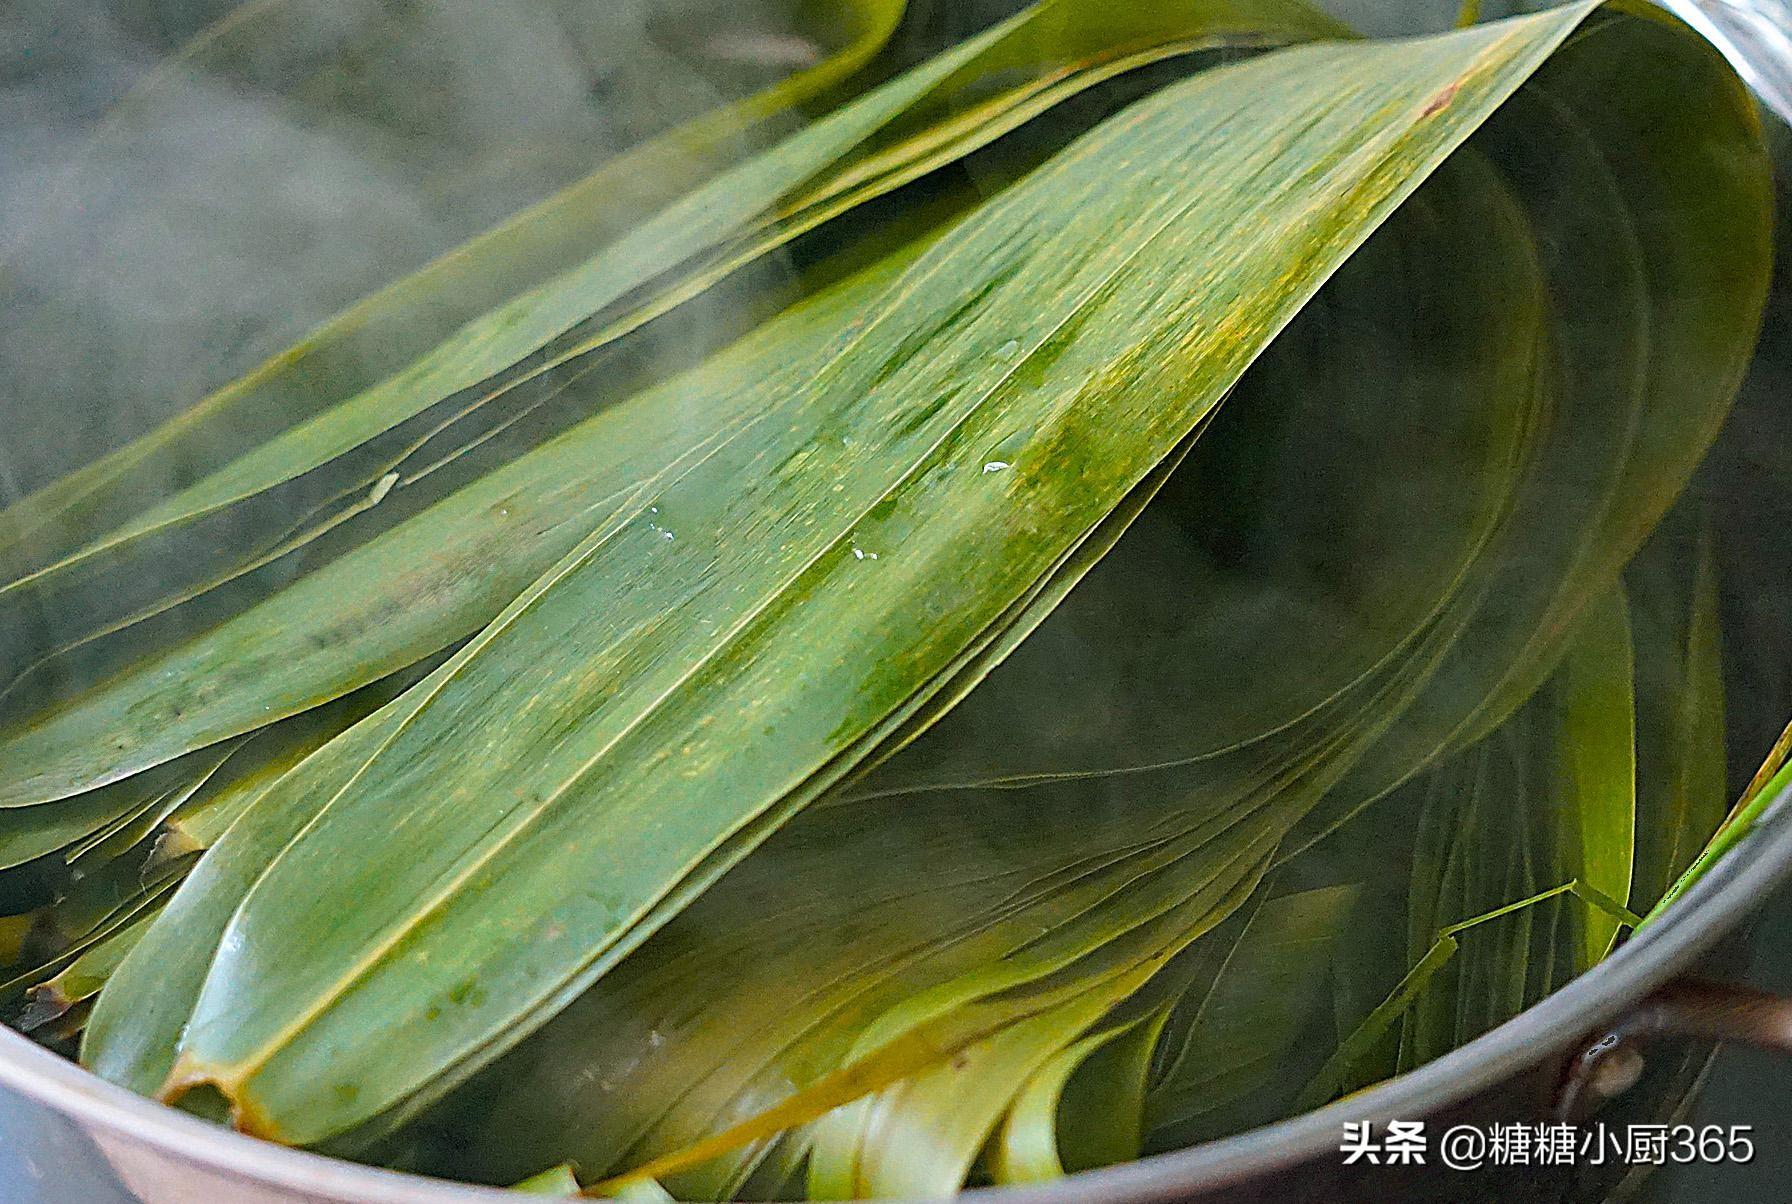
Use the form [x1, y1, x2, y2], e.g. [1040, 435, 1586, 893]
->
[0, 0, 1787, 1198]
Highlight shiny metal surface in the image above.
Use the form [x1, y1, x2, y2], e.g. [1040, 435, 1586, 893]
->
[1656, 0, 1792, 122]
[1557, 978, 1792, 1121]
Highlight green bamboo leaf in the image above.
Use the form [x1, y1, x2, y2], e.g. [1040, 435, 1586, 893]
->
[2, 0, 915, 743]
[115, 12, 1622, 1150]
[786, 798, 1290, 1199]
[0, 0, 1354, 815]
[0, 659, 433, 974]
[722, 147, 1562, 1186]
[1297, 876, 1641, 1111]
[805, 989, 1140, 1198]
[0, 876, 179, 1007]
[418, 125, 1546, 1194]
[1306, 577, 1645, 1091]
[1552, 587, 1637, 965]
[1627, 520, 1730, 912]
[608, 1177, 679, 1204]
[1640, 720, 1792, 926]
[1296, 931, 1458, 1113]
[990, 1011, 1163, 1184]
[0, 0, 1340, 765]
[25, 7, 957, 552]
[0, 915, 29, 968]
[36, 6, 1761, 1196]
[510, 1164, 581, 1196]
[17, 910, 154, 1034]
[1398, 726, 1576, 1068]
[1739, 720, 1792, 824]
[66, 743, 242, 867]
[423, 133, 1550, 1185]
[149, 658, 448, 872]
[0, 666, 441, 1044]
[0, 743, 238, 871]
[731, 7, 1768, 1172]
[0, 237, 914, 810]
[1050, 1009, 1169, 1174]
[1144, 885, 1355, 1148]
[655, 845, 1275, 1199]
[78, 250, 925, 1122]
[448, 21, 1763, 1196]
[1282, 4, 1769, 854]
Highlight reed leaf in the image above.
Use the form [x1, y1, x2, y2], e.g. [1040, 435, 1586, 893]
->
[0, 0, 1341, 795]
[0, 1, 1758, 1198]
[93, 6, 1670, 1151]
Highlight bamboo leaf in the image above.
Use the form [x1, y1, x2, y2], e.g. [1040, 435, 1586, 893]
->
[25, 4, 1764, 1197]
[17, 911, 154, 1034]
[0, 0, 1339, 780]
[0, 877, 179, 1008]
[1296, 932, 1458, 1113]
[1283, 3, 1770, 852]
[80, 249, 924, 1114]
[419, 124, 1549, 1192]
[385, 9, 1756, 1189]
[1628, 520, 1731, 912]
[0, 0, 1361, 821]
[1642, 731, 1792, 926]
[0, 242, 911, 809]
[805, 989, 1141, 1198]
[510, 1164, 581, 1196]
[1552, 587, 1637, 965]
[1303, 575, 1660, 1103]
[1143, 885, 1355, 1147]
[120, 12, 1629, 1149]
[609, 1177, 679, 1204]
[1298, 877, 1641, 1112]
[0, 744, 238, 871]
[991, 1011, 1164, 1184]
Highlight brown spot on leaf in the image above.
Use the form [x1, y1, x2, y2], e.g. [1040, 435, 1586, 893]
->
[1422, 82, 1462, 117]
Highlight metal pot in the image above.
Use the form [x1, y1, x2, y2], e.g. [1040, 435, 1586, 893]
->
[2, 2, 1790, 1201]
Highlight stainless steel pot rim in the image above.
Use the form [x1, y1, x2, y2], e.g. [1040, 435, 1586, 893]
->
[0, 776, 1787, 1204]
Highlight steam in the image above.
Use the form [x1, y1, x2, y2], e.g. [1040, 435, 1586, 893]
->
[0, 0, 805, 506]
